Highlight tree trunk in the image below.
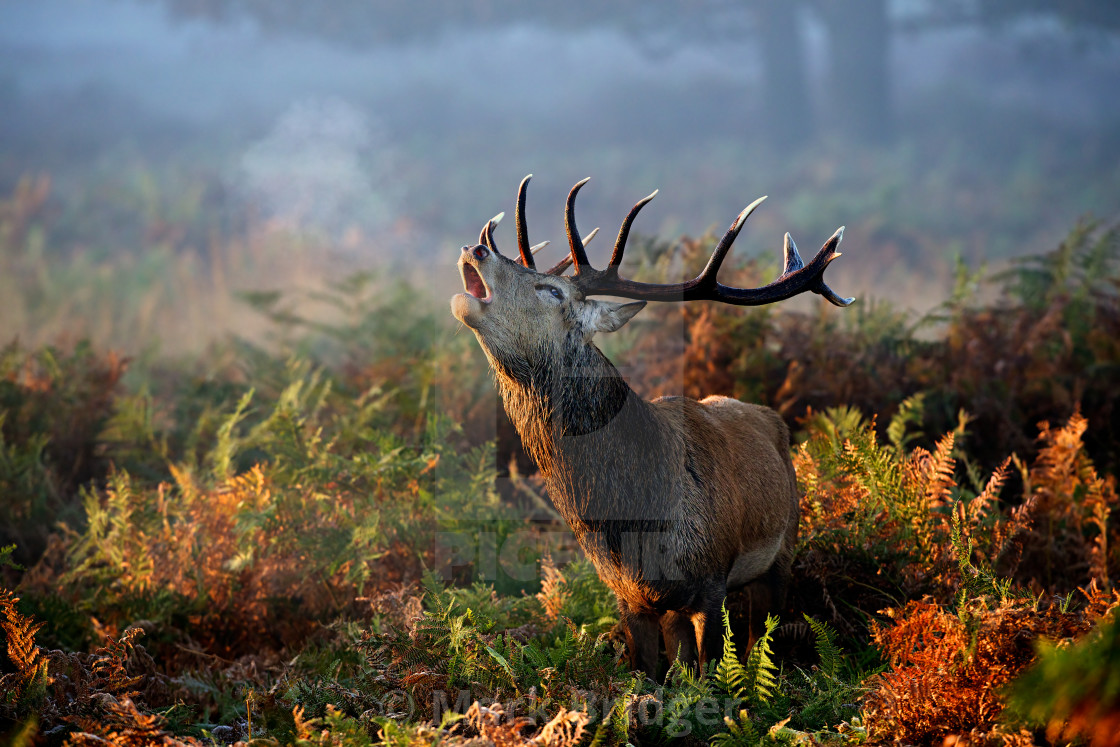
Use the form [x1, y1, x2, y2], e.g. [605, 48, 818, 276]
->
[756, 0, 814, 150]
[820, 0, 893, 145]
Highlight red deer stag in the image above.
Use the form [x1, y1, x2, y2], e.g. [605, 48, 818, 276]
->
[450, 176, 852, 677]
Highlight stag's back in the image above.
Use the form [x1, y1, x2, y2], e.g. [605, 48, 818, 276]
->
[651, 395, 799, 589]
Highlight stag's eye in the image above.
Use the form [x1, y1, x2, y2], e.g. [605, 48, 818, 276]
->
[536, 284, 564, 302]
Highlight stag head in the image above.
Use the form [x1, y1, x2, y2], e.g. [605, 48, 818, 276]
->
[451, 175, 852, 366]
[451, 240, 646, 356]
[451, 175, 647, 364]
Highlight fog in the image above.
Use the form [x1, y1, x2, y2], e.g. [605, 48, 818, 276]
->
[2, 0, 1119, 347]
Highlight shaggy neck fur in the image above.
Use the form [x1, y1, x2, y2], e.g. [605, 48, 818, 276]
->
[479, 335, 676, 542]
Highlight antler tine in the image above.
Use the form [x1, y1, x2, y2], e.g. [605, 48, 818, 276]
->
[567, 193, 853, 307]
[695, 196, 767, 288]
[698, 221, 852, 306]
[565, 178, 592, 273]
[807, 227, 854, 307]
[544, 229, 597, 277]
[775, 230, 851, 306]
[781, 232, 805, 276]
[515, 174, 534, 269]
[545, 257, 572, 276]
[609, 189, 658, 272]
[480, 212, 504, 254]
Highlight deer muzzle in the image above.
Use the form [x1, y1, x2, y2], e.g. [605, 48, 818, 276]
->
[458, 251, 492, 304]
[451, 246, 495, 328]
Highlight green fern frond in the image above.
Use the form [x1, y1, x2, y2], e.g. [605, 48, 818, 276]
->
[710, 709, 760, 747]
[887, 392, 926, 453]
[524, 639, 550, 670]
[0, 544, 21, 570]
[591, 672, 641, 747]
[840, 424, 905, 511]
[483, 644, 516, 688]
[804, 405, 867, 452]
[207, 388, 254, 480]
[713, 605, 747, 700]
[802, 614, 841, 679]
[547, 621, 578, 670]
[666, 650, 708, 692]
[950, 504, 1031, 607]
[588, 719, 611, 747]
[742, 614, 779, 704]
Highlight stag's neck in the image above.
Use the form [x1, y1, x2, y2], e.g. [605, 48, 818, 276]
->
[484, 340, 661, 495]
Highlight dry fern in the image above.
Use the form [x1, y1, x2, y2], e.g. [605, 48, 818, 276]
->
[1, 588, 49, 710]
[453, 700, 590, 747]
[535, 555, 570, 622]
[65, 696, 204, 747]
[865, 591, 1106, 744]
[1018, 413, 1118, 591]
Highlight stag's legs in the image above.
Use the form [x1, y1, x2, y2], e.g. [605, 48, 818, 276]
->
[740, 559, 792, 651]
[620, 606, 660, 678]
[660, 611, 697, 673]
[740, 577, 772, 652]
[691, 584, 729, 671]
[691, 606, 725, 671]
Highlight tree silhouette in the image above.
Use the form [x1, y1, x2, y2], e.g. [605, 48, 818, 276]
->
[151, 0, 1120, 149]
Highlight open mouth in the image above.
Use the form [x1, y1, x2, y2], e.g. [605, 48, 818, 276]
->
[461, 262, 492, 303]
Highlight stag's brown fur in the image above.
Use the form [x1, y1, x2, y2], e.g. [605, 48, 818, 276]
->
[452, 244, 799, 676]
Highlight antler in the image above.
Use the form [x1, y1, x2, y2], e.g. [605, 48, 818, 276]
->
[558, 178, 854, 307]
[478, 175, 553, 270]
[479, 174, 534, 266]
[482, 174, 600, 277]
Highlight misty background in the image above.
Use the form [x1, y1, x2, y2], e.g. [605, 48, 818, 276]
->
[2, 0, 1119, 351]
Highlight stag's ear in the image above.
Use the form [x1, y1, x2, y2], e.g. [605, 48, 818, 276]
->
[585, 300, 646, 334]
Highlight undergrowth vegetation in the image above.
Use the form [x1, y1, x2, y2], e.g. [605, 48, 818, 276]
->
[1, 218, 1119, 745]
